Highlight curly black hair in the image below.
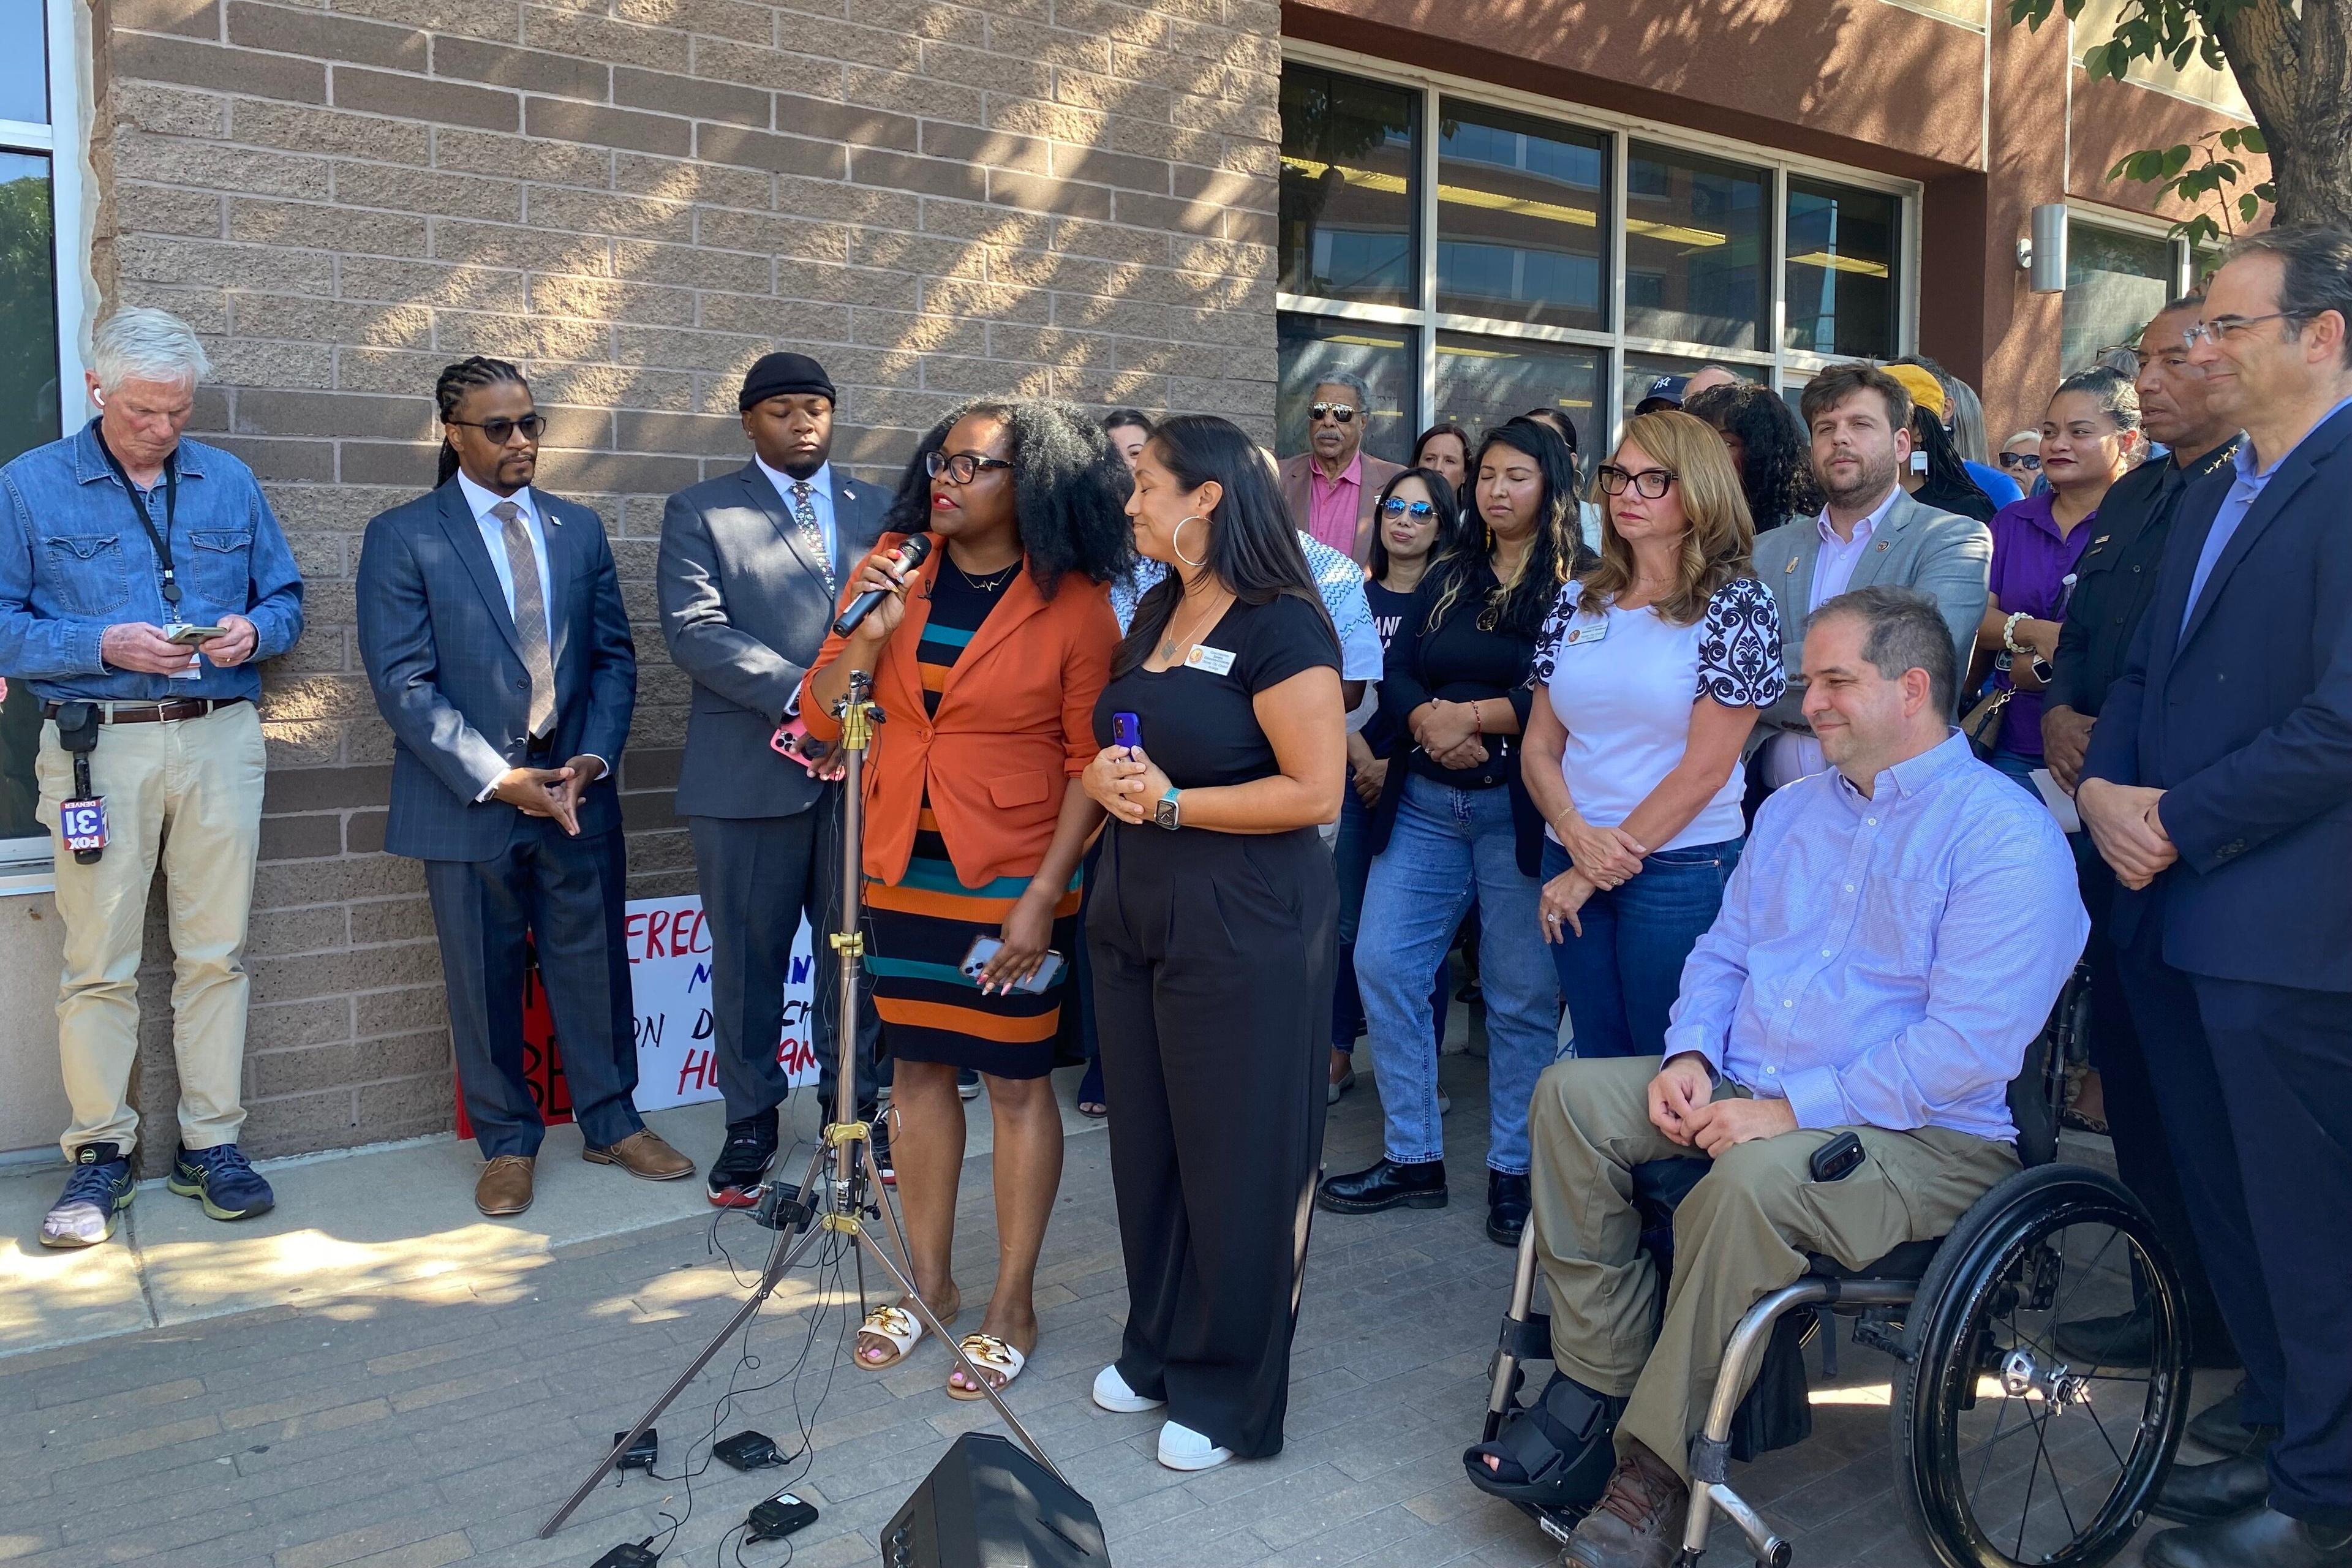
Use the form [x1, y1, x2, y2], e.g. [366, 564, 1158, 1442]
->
[878, 399, 1136, 597]
[1683, 380, 1820, 535]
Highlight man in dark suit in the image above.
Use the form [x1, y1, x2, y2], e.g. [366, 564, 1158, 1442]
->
[2079, 228, 2352, 1568]
[658, 353, 890, 1206]
[358, 356, 691, 1218]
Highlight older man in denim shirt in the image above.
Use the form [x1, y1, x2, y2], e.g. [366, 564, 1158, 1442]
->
[0, 307, 303, 1248]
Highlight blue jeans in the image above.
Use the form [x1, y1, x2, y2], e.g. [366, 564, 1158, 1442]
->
[1332, 785, 1449, 1054]
[1988, 747, 2043, 799]
[1540, 836, 1742, 1061]
[1358, 773, 1558, 1175]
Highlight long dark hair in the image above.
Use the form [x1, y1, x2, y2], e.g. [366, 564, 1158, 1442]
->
[1425, 418, 1588, 639]
[1112, 415, 1333, 677]
[1908, 408, 1997, 522]
[888, 400, 1136, 597]
[1683, 380, 1819, 534]
[1368, 466, 1465, 584]
[434, 355, 529, 486]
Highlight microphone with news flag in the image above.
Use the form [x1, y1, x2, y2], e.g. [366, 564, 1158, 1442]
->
[833, 533, 934, 638]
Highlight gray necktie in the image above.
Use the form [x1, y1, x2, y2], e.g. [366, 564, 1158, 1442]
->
[491, 500, 556, 739]
[788, 481, 835, 595]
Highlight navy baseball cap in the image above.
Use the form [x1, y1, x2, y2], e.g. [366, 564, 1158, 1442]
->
[1646, 374, 1689, 404]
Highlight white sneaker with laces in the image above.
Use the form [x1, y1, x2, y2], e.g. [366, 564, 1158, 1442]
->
[1092, 1364, 1163, 1414]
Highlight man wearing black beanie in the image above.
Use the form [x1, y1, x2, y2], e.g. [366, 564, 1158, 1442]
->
[657, 352, 891, 1204]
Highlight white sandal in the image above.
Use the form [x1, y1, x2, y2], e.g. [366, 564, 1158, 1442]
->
[854, 1303, 929, 1371]
[946, 1333, 1027, 1401]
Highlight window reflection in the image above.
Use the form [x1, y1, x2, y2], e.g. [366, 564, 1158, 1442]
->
[1784, 178, 1899, 360]
[0, 0, 46, 124]
[1436, 332, 1600, 455]
[2064, 224, 2174, 375]
[1279, 67, 1417, 307]
[1625, 143, 1768, 350]
[1436, 102, 1609, 331]
[0, 148, 55, 845]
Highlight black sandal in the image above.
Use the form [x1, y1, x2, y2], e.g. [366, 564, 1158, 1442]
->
[1463, 1371, 1626, 1512]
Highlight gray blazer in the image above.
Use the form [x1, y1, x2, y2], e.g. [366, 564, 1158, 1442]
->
[658, 462, 891, 819]
[357, 482, 636, 862]
[1750, 488, 1992, 748]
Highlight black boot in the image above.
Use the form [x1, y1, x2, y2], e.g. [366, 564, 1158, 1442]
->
[2152, 1454, 2272, 1525]
[2189, 1379, 2282, 1458]
[707, 1108, 780, 1208]
[1317, 1158, 1447, 1214]
[2147, 1507, 2352, 1568]
[1487, 1169, 1531, 1247]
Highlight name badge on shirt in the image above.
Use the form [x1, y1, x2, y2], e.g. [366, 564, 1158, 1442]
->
[1561, 620, 1608, 647]
[1185, 644, 1237, 676]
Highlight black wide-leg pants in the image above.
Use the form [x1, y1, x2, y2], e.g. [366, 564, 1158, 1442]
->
[1088, 822, 1338, 1460]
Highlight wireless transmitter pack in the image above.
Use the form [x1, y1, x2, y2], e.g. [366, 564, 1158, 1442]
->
[611, 1428, 658, 1473]
[589, 1545, 658, 1568]
[713, 1430, 785, 1471]
[747, 1492, 820, 1544]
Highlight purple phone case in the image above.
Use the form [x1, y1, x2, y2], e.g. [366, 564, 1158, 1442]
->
[1112, 711, 1141, 749]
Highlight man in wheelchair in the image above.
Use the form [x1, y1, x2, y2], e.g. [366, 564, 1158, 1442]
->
[1469, 588, 2089, 1568]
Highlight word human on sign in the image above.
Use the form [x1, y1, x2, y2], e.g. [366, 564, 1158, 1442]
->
[452, 894, 821, 1137]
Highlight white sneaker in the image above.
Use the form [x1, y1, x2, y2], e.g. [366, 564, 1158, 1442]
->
[1092, 1364, 1163, 1414]
[1157, 1420, 1232, 1472]
[1438, 1090, 1452, 1115]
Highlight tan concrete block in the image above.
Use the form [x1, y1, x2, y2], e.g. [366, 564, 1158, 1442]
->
[251, 852, 424, 909]
[608, 238, 771, 295]
[236, 1085, 361, 1155]
[526, 97, 691, 157]
[429, 218, 612, 275]
[693, 123, 845, 180]
[1052, 63, 1167, 121]
[243, 995, 354, 1050]
[337, 257, 524, 312]
[612, 0, 772, 44]
[119, 184, 225, 239]
[772, 170, 919, 228]
[528, 273, 697, 326]
[116, 83, 230, 137]
[984, 14, 1114, 73]
[842, 64, 978, 125]
[112, 34, 328, 103]
[524, 184, 695, 241]
[233, 295, 438, 353]
[334, 160, 521, 223]
[227, 1, 428, 69]
[334, 66, 519, 132]
[115, 132, 332, 199]
[245, 904, 349, 957]
[691, 206, 851, 263]
[115, 0, 221, 39]
[351, 1070, 462, 1133]
[207, 339, 339, 390]
[353, 983, 447, 1038]
[522, 4, 692, 71]
[432, 34, 609, 103]
[611, 64, 769, 127]
[325, 0, 521, 43]
[689, 36, 843, 97]
[259, 717, 345, 767]
[848, 307, 982, 357]
[348, 896, 435, 945]
[521, 360, 698, 413]
[432, 124, 611, 187]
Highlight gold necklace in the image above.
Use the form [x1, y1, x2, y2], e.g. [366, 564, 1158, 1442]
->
[1156, 590, 1231, 663]
[951, 554, 1018, 593]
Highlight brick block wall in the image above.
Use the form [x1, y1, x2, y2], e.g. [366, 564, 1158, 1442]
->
[90, 0, 1281, 1161]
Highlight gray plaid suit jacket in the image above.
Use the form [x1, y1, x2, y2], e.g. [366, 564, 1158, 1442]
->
[356, 480, 637, 862]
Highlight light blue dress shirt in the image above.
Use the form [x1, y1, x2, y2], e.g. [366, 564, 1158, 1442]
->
[2180, 395, 2352, 631]
[1110, 530, 1383, 680]
[754, 455, 838, 579]
[1662, 731, 2087, 1143]
[454, 469, 553, 646]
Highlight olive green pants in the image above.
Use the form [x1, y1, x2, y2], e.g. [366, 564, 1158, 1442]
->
[1529, 1055, 2019, 1477]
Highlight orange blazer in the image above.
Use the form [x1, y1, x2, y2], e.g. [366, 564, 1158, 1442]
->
[799, 534, 1119, 889]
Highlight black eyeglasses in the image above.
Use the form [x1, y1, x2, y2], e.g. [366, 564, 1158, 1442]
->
[1593, 464, 1676, 499]
[1999, 452, 2043, 471]
[1379, 498, 1438, 519]
[925, 450, 1013, 483]
[1309, 402, 1359, 423]
[446, 413, 546, 443]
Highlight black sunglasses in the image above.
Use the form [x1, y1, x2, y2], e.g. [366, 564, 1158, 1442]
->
[1594, 464, 1676, 499]
[1309, 402, 1359, 423]
[446, 413, 547, 444]
[925, 450, 1013, 484]
[1379, 498, 1438, 519]
[2000, 452, 2043, 471]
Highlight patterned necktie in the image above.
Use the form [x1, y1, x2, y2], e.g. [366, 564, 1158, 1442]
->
[490, 500, 556, 738]
[788, 481, 835, 595]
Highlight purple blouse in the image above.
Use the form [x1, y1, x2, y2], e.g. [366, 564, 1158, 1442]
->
[1986, 491, 2096, 758]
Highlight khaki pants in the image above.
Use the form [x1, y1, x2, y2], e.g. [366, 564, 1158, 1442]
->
[34, 701, 265, 1160]
[1529, 1055, 2019, 1477]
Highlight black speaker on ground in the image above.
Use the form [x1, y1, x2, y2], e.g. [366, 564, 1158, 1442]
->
[883, 1433, 1111, 1567]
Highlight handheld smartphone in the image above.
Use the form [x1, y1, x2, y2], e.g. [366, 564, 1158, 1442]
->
[1112, 711, 1142, 750]
[960, 936, 1066, 994]
[769, 715, 832, 775]
[1808, 1130, 1866, 1183]
[166, 624, 227, 645]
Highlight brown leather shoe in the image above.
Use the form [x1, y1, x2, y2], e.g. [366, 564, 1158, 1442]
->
[584, 1129, 694, 1181]
[1560, 1440, 1689, 1568]
[476, 1155, 535, 1216]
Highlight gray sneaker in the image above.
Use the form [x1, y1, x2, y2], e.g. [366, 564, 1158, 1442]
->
[40, 1143, 135, 1248]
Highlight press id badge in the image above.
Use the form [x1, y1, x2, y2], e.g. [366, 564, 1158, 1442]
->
[60, 796, 107, 855]
[1183, 644, 1237, 676]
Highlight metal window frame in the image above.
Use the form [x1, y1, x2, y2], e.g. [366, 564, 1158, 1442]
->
[1279, 39, 1923, 444]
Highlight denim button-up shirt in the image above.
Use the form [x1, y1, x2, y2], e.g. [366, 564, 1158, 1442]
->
[0, 420, 304, 702]
[1662, 731, 2087, 1143]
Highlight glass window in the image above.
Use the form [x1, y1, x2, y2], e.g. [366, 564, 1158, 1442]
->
[1435, 332, 1602, 455]
[1624, 142, 1769, 350]
[0, 148, 56, 847]
[2063, 223, 2174, 375]
[1278, 67, 1417, 308]
[1619, 352, 1750, 428]
[1434, 100, 1608, 331]
[1784, 177, 1900, 359]
[0, 0, 46, 124]
[1276, 312, 1417, 467]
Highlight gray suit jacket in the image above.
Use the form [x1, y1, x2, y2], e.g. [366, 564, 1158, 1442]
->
[357, 482, 636, 862]
[1750, 488, 1992, 748]
[658, 462, 891, 818]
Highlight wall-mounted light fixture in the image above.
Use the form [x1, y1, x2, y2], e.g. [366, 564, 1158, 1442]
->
[2017, 203, 2069, 293]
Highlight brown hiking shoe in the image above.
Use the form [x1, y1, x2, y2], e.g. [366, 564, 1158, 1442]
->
[1560, 1440, 1689, 1568]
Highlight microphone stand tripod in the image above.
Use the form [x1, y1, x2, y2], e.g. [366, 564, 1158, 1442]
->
[538, 668, 1066, 1540]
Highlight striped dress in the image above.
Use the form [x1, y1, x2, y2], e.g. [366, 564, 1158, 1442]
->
[862, 564, 1082, 1079]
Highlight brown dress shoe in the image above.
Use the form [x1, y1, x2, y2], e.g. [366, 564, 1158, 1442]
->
[477, 1155, 535, 1216]
[584, 1128, 694, 1181]
[1561, 1441, 1689, 1568]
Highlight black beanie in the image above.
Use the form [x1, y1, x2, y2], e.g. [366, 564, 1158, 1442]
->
[739, 352, 837, 411]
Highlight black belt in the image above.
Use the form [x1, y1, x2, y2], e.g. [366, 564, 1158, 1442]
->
[43, 696, 248, 725]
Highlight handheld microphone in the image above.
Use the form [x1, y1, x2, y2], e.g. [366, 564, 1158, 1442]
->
[833, 533, 933, 638]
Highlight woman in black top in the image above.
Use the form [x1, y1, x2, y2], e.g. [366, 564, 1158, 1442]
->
[1081, 415, 1346, 1474]
[1318, 418, 1589, 1248]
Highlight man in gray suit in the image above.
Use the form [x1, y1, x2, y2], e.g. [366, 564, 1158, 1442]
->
[358, 356, 691, 1218]
[1749, 362, 1992, 790]
[658, 352, 891, 1207]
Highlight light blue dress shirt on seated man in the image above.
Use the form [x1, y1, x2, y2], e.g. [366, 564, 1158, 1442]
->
[1662, 729, 2088, 1144]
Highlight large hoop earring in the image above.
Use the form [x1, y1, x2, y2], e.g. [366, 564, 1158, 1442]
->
[1173, 514, 1208, 568]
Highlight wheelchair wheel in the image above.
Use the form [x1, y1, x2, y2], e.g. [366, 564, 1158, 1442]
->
[1890, 1165, 2187, 1568]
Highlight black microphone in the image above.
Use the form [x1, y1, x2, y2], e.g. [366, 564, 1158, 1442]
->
[832, 533, 933, 637]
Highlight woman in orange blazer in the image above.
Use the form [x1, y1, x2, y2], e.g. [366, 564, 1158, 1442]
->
[801, 399, 1130, 1403]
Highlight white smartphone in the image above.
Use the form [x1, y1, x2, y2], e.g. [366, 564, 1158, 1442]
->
[960, 937, 1065, 994]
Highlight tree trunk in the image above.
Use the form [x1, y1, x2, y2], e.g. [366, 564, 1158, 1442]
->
[2217, 0, 2352, 232]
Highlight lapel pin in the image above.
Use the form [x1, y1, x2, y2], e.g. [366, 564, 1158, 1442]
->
[1875, 540, 1888, 551]
[1785, 557, 1799, 574]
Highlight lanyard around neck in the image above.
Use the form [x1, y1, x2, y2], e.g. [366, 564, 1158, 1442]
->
[94, 428, 182, 608]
